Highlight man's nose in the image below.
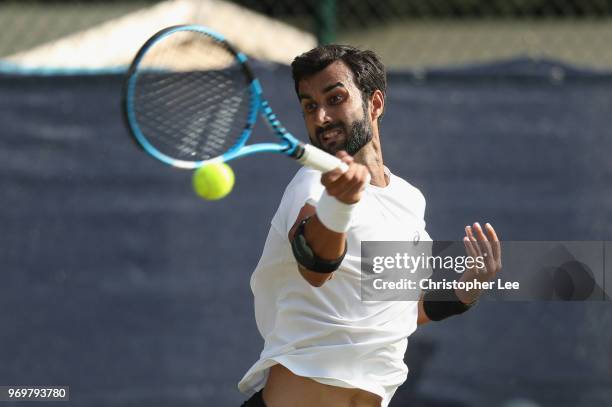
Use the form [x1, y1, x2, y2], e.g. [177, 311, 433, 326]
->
[314, 106, 331, 127]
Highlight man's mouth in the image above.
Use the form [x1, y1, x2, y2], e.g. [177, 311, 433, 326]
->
[318, 126, 344, 147]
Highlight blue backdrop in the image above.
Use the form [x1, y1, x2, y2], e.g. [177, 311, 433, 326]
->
[1, 59, 611, 406]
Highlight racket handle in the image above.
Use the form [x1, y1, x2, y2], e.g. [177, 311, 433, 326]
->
[293, 144, 349, 173]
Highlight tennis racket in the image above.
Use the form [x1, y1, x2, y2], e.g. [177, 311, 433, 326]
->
[122, 24, 348, 173]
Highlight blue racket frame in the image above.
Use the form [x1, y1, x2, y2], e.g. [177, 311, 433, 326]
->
[123, 25, 302, 169]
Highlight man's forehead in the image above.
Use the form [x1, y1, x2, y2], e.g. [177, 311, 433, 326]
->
[297, 60, 357, 96]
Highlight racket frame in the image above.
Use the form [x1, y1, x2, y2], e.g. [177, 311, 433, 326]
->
[123, 24, 302, 170]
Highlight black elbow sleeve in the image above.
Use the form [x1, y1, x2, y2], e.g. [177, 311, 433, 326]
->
[290, 217, 346, 274]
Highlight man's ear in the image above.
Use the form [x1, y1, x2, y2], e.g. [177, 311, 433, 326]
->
[369, 89, 384, 122]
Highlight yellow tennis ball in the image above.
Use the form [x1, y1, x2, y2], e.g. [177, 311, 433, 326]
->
[192, 162, 235, 200]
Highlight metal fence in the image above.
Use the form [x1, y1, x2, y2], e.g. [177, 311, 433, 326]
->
[1, 0, 612, 70]
[236, 0, 612, 69]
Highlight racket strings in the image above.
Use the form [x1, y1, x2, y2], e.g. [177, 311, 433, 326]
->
[135, 71, 249, 159]
[131, 32, 252, 162]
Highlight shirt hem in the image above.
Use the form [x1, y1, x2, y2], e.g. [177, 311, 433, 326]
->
[238, 356, 393, 406]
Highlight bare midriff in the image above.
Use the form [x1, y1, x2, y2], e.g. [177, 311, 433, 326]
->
[262, 364, 382, 407]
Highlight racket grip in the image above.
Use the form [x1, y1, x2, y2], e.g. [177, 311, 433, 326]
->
[293, 144, 349, 173]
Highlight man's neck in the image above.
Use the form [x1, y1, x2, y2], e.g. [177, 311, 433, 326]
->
[353, 137, 388, 187]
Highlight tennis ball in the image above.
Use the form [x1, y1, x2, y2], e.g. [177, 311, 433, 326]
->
[192, 162, 235, 200]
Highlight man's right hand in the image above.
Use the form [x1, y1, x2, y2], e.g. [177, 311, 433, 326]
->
[320, 151, 371, 204]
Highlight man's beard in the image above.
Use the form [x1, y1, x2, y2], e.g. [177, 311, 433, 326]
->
[344, 114, 373, 156]
[314, 102, 373, 156]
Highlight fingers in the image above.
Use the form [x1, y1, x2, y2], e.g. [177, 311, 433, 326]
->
[331, 165, 370, 203]
[485, 222, 501, 263]
[320, 151, 353, 185]
[464, 226, 480, 257]
[463, 235, 479, 259]
[464, 225, 484, 274]
[326, 165, 360, 196]
[473, 223, 493, 265]
[464, 222, 502, 275]
[335, 150, 350, 160]
[320, 151, 370, 204]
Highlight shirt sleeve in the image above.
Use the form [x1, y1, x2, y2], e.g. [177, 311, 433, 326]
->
[271, 167, 325, 237]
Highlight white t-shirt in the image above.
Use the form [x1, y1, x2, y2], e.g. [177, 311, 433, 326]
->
[238, 166, 431, 407]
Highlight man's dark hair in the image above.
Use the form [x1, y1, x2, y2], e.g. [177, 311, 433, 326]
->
[291, 45, 387, 123]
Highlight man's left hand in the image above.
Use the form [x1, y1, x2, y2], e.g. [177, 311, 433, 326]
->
[456, 222, 502, 304]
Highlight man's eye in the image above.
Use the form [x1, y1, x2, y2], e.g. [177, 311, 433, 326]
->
[329, 95, 343, 104]
[304, 103, 316, 112]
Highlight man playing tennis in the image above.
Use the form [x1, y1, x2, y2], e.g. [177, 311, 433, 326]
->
[239, 45, 502, 407]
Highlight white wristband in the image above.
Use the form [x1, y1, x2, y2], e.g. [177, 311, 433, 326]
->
[316, 191, 357, 233]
